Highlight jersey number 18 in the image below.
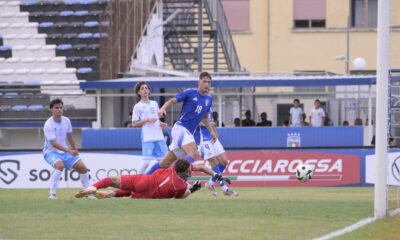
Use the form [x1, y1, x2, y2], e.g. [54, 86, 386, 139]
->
[195, 105, 202, 114]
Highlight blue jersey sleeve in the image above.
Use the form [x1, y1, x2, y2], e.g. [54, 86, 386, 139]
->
[208, 106, 213, 122]
[175, 89, 193, 102]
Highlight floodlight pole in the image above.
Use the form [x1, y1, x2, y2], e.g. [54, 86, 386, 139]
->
[374, 0, 390, 219]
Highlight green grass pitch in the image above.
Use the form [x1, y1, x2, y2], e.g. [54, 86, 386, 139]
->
[0, 187, 399, 240]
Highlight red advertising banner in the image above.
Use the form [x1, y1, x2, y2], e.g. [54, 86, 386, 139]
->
[192, 151, 360, 187]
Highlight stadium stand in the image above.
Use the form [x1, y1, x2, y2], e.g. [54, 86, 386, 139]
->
[0, 0, 105, 125]
[0, 0, 109, 82]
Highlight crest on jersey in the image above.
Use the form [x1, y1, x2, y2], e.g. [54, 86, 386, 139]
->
[205, 99, 209, 106]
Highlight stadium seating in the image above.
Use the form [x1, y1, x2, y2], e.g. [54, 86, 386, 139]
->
[0, 46, 12, 58]
[18, 0, 108, 81]
[12, 105, 28, 111]
[0, 0, 105, 125]
[28, 104, 44, 111]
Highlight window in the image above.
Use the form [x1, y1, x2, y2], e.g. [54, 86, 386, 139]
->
[352, 0, 377, 27]
[222, 0, 250, 32]
[293, 0, 326, 28]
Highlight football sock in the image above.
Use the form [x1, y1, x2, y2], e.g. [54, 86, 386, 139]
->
[218, 163, 226, 173]
[185, 156, 194, 163]
[93, 177, 112, 189]
[218, 163, 227, 187]
[80, 173, 90, 188]
[138, 160, 151, 174]
[50, 169, 62, 195]
[211, 166, 221, 184]
[222, 185, 229, 191]
[145, 162, 160, 175]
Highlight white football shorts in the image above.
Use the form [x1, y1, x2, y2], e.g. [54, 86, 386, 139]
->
[169, 124, 195, 158]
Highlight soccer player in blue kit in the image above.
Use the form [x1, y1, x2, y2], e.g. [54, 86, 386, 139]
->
[145, 72, 217, 174]
[194, 107, 239, 197]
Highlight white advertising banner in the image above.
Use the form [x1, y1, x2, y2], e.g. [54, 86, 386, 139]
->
[0, 152, 154, 189]
[365, 152, 400, 186]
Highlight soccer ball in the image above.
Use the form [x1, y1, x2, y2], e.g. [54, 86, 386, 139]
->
[295, 164, 314, 182]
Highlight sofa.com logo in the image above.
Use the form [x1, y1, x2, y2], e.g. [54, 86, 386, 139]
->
[0, 160, 20, 185]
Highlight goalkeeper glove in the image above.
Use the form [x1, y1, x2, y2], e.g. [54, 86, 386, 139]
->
[189, 180, 202, 194]
[214, 174, 231, 184]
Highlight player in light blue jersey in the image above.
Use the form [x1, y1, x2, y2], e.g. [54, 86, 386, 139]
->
[43, 99, 90, 199]
[131, 81, 168, 174]
[145, 72, 217, 174]
[194, 108, 239, 197]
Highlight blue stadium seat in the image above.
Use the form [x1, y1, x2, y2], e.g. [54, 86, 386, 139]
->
[39, 22, 54, 28]
[20, 0, 36, 6]
[0, 46, 12, 51]
[81, 0, 95, 5]
[74, 10, 89, 22]
[80, 0, 96, 11]
[100, 21, 110, 27]
[12, 105, 28, 111]
[20, 0, 37, 12]
[84, 21, 99, 27]
[79, 32, 93, 38]
[65, 0, 80, 11]
[59, 10, 74, 21]
[84, 21, 99, 33]
[93, 32, 108, 39]
[28, 105, 44, 111]
[78, 32, 96, 44]
[77, 67, 93, 80]
[4, 92, 18, 98]
[38, 22, 54, 34]
[56, 44, 72, 50]
[56, 44, 73, 56]
[66, 0, 79, 5]
[26, 80, 40, 85]
[77, 67, 92, 74]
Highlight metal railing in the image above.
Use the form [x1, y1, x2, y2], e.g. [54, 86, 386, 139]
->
[204, 0, 242, 72]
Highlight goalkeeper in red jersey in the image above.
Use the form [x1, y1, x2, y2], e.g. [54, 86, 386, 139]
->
[74, 158, 230, 199]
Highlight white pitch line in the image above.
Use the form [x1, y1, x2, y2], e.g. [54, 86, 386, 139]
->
[312, 208, 400, 240]
[312, 217, 376, 240]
